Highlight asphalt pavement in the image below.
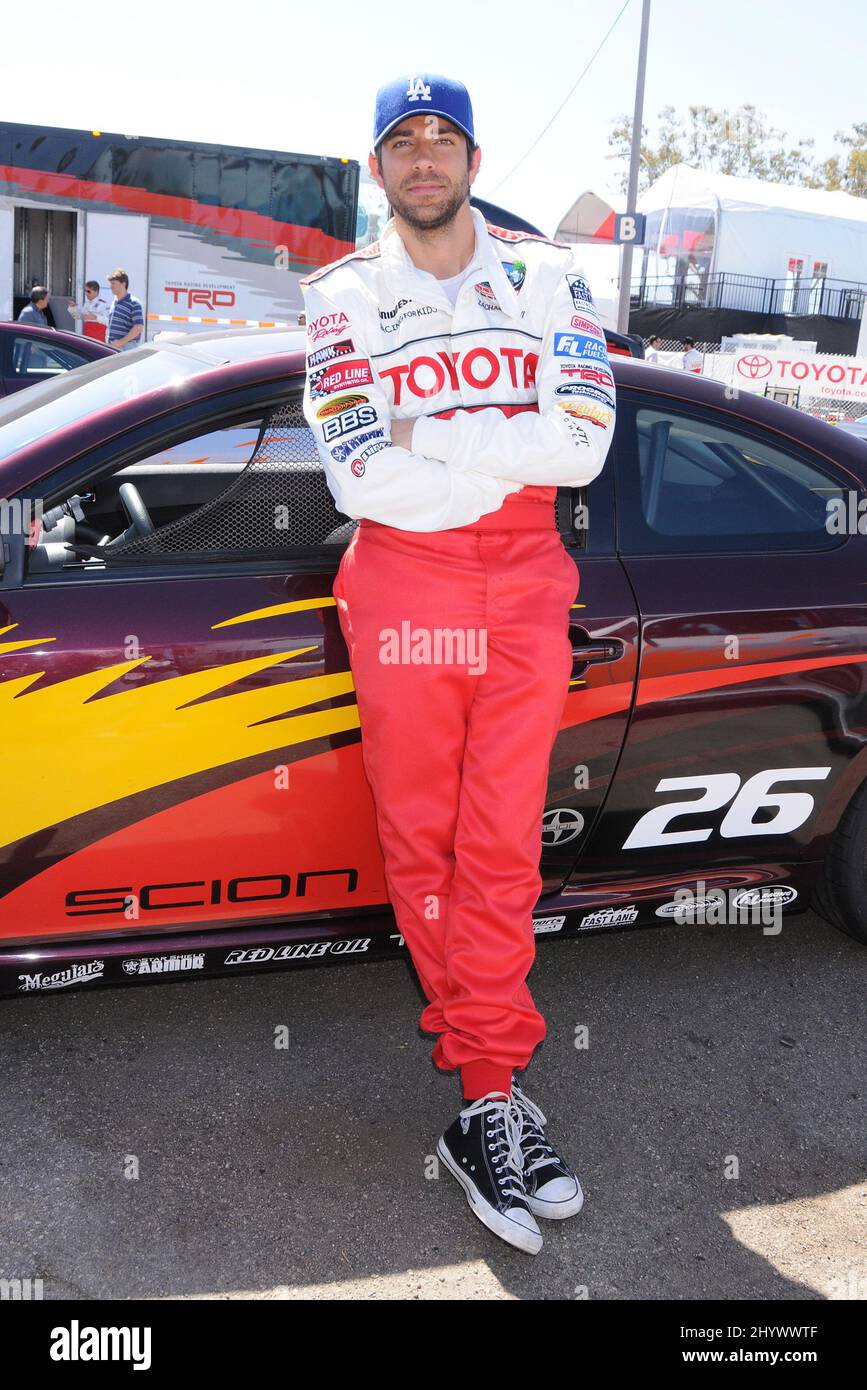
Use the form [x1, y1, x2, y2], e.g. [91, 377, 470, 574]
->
[0, 908, 864, 1301]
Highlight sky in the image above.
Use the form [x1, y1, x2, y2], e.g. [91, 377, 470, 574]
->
[4, 0, 866, 238]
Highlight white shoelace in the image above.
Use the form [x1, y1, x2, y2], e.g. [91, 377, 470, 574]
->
[511, 1084, 561, 1175]
[458, 1091, 527, 1201]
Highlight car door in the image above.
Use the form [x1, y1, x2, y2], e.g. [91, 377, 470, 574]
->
[0, 384, 388, 945]
[3, 332, 93, 396]
[576, 388, 866, 889]
[540, 463, 640, 886]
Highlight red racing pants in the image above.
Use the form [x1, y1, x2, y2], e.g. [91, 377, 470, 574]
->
[333, 508, 578, 1100]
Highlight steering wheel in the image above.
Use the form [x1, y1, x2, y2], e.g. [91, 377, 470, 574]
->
[118, 482, 155, 537]
[97, 482, 156, 553]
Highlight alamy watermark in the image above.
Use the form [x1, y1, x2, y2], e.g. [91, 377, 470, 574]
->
[379, 621, 487, 675]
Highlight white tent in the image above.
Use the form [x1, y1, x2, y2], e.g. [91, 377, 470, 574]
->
[637, 164, 867, 287]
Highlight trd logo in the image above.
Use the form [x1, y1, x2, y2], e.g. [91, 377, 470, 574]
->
[65, 868, 359, 916]
[165, 287, 236, 310]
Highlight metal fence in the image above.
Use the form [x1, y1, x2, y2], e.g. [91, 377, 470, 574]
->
[632, 274, 867, 320]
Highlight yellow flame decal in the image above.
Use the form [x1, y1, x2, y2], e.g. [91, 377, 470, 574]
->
[1, 603, 358, 850]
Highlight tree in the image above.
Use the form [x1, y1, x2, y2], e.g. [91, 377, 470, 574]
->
[821, 123, 867, 197]
[608, 103, 834, 193]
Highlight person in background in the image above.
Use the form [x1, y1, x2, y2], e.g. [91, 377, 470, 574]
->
[106, 269, 144, 350]
[68, 280, 111, 342]
[17, 287, 51, 327]
[682, 336, 703, 373]
[645, 334, 662, 363]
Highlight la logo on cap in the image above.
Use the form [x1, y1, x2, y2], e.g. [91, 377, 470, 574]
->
[406, 76, 431, 101]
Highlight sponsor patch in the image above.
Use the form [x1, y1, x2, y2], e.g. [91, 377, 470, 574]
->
[351, 460, 365, 477]
[307, 311, 350, 343]
[309, 360, 374, 399]
[579, 905, 638, 928]
[562, 416, 589, 446]
[731, 886, 798, 910]
[566, 274, 594, 310]
[224, 939, 370, 965]
[307, 337, 355, 368]
[379, 345, 538, 404]
[19, 960, 104, 992]
[555, 383, 615, 408]
[554, 332, 609, 362]
[354, 440, 390, 465]
[322, 404, 379, 442]
[559, 402, 613, 429]
[330, 427, 384, 462]
[379, 298, 438, 334]
[315, 393, 370, 421]
[502, 259, 526, 292]
[569, 314, 603, 337]
[559, 364, 615, 387]
[474, 281, 501, 311]
[123, 953, 205, 975]
[533, 915, 565, 934]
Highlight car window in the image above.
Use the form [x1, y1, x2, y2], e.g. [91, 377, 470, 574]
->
[618, 404, 848, 555]
[11, 336, 90, 379]
[27, 398, 355, 577]
[0, 346, 203, 458]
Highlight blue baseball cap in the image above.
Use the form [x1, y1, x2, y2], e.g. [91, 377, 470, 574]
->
[373, 73, 475, 149]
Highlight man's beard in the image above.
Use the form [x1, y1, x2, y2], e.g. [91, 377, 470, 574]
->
[386, 172, 469, 233]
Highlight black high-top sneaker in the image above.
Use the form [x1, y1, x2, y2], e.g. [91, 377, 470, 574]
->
[437, 1091, 543, 1255]
[511, 1083, 584, 1220]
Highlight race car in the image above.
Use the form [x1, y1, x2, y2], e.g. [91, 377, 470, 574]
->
[1, 328, 866, 999]
[0, 321, 114, 397]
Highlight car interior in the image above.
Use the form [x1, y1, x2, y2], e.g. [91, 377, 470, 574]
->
[635, 410, 841, 537]
[27, 399, 361, 573]
[27, 395, 581, 575]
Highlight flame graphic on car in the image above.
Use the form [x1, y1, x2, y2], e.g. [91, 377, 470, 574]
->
[0, 600, 357, 850]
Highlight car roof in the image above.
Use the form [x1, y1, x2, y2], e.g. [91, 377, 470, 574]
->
[0, 320, 113, 351]
[149, 326, 306, 362]
[2, 329, 866, 492]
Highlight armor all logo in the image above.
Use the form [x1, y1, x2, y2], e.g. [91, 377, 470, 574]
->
[406, 76, 431, 101]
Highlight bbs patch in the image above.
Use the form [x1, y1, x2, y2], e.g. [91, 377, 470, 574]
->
[322, 404, 379, 443]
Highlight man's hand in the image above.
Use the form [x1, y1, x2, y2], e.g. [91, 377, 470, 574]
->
[390, 417, 415, 450]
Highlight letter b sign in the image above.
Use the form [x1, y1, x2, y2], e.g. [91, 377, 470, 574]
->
[614, 213, 645, 245]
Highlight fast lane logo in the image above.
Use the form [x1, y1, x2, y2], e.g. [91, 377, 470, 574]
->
[566, 274, 594, 310]
[308, 311, 350, 343]
[309, 360, 374, 399]
[315, 393, 370, 421]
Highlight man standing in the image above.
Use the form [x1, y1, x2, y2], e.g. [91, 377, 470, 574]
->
[106, 269, 144, 350]
[682, 336, 703, 373]
[645, 334, 662, 363]
[17, 287, 51, 327]
[300, 73, 615, 1255]
[69, 280, 112, 342]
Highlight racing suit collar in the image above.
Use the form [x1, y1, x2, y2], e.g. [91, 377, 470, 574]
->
[379, 204, 523, 320]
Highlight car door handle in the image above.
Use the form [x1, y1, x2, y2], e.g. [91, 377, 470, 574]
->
[570, 636, 624, 665]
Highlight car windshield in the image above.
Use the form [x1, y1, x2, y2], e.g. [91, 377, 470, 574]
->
[0, 345, 206, 459]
